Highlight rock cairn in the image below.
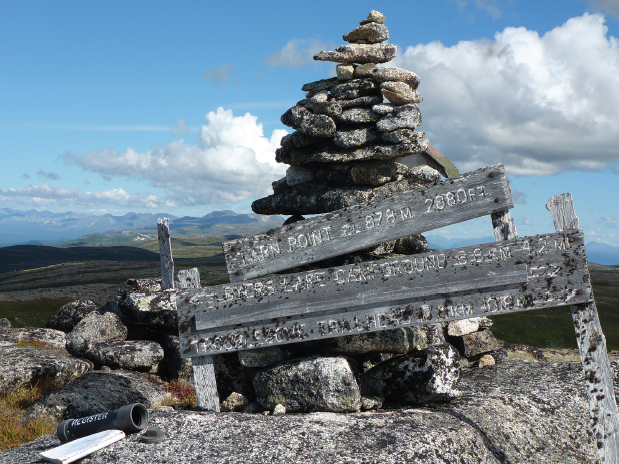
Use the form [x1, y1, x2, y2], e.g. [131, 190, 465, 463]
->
[252, 10, 457, 259]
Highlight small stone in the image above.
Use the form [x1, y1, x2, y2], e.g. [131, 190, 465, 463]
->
[478, 317, 494, 328]
[380, 81, 422, 105]
[394, 234, 428, 255]
[314, 44, 397, 64]
[372, 103, 397, 115]
[478, 355, 496, 368]
[331, 79, 379, 100]
[338, 95, 383, 109]
[448, 319, 482, 337]
[286, 165, 316, 186]
[220, 392, 249, 412]
[452, 330, 500, 359]
[336, 64, 355, 80]
[360, 10, 386, 25]
[81, 340, 164, 373]
[338, 108, 380, 124]
[354, 63, 378, 77]
[310, 90, 329, 102]
[280, 106, 336, 138]
[361, 396, 383, 411]
[301, 77, 338, 92]
[334, 127, 379, 148]
[376, 105, 421, 132]
[381, 128, 424, 144]
[343, 23, 389, 44]
[366, 67, 421, 89]
[272, 404, 286, 416]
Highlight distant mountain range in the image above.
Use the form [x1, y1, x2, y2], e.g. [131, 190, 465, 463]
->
[0, 208, 284, 247]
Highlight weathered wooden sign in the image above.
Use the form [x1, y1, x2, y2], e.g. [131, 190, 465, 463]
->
[178, 229, 592, 356]
[223, 164, 513, 282]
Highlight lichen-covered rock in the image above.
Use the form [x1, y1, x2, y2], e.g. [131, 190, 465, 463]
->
[503, 343, 547, 362]
[380, 81, 422, 105]
[331, 79, 379, 100]
[0, 347, 92, 396]
[447, 318, 482, 337]
[405, 323, 447, 350]
[361, 396, 383, 410]
[275, 142, 418, 165]
[272, 403, 286, 416]
[376, 104, 422, 131]
[280, 106, 336, 138]
[366, 66, 421, 89]
[66, 312, 127, 358]
[82, 340, 164, 373]
[333, 127, 379, 148]
[360, 10, 386, 25]
[381, 128, 425, 144]
[0, 318, 10, 328]
[393, 234, 428, 255]
[298, 98, 342, 118]
[372, 102, 397, 114]
[360, 344, 461, 404]
[24, 369, 167, 422]
[119, 291, 178, 330]
[301, 77, 338, 92]
[0, 327, 67, 349]
[286, 165, 316, 186]
[322, 329, 410, 355]
[337, 107, 380, 124]
[451, 329, 500, 359]
[343, 23, 389, 44]
[280, 130, 321, 148]
[220, 392, 249, 412]
[126, 278, 162, 293]
[45, 299, 99, 333]
[337, 94, 383, 109]
[336, 64, 355, 80]
[314, 43, 397, 64]
[254, 356, 361, 413]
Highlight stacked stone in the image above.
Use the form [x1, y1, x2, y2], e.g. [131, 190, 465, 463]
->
[252, 10, 456, 258]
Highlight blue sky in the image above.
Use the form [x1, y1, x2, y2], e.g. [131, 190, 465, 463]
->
[1, 0, 618, 244]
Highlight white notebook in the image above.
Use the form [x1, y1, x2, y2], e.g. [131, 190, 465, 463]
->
[40, 430, 125, 464]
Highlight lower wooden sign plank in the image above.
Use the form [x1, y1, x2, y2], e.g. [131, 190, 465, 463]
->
[178, 230, 592, 357]
[223, 164, 513, 281]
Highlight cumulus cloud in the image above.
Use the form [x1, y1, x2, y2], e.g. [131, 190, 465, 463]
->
[0, 183, 175, 211]
[392, 13, 619, 176]
[202, 64, 236, 85]
[63, 107, 288, 207]
[265, 39, 333, 68]
[37, 169, 61, 180]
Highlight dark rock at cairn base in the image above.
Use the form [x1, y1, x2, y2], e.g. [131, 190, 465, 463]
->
[313, 43, 397, 64]
[0, 327, 67, 349]
[253, 177, 429, 215]
[0, 347, 93, 396]
[382, 128, 425, 144]
[81, 340, 165, 373]
[280, 106, 336, 138]
[331, 79, 380, 99]
[238, 346, 288, 368]
[275, 141, 426, 165]
[24, 369, 167, 422]
[126, 278, 162, 293]
[394, 234, 429, 254]
[343, 23, 389, 44]
[46, 299, 99, 333]
[297, 98, 342, 118]
[360, 344, 461, 405]
[253, 356, 361, 413]
[66, 311, 128, 358]
[0, 318, 10, 328]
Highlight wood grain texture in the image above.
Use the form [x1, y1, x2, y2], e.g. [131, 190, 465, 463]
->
[192, 355, 220, 412]
[547, 193, 618, 463]
[178, 268, 201, 290]
[178, 230, 592, 357]
[224, 164, 514, 281]
[157, 218, 174, 291]
[491, 210, 517, 241]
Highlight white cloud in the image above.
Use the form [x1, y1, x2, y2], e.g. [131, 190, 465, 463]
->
[265, 39, 333, 68]
[599, 216, 618, 227]
[202, 64, 235, 85]
[0, 183, 175, 211]
[392, 13, 619, 176]
[37, 169, 61, 180]
[63, 107, 288, 207]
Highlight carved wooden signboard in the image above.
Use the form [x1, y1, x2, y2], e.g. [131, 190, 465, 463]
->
[178, 230, 591, 356]
[223, 164, 513, 282]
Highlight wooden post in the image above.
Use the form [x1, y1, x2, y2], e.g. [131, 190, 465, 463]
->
[491, 210, 517, 241]
[547, 193, 619, 463]
[192, 355, 220, 412]
[177, 268, 201, 290]
[157, 218, 174, 290]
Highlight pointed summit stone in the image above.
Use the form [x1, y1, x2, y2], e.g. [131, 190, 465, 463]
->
[360, 10, 386, 25]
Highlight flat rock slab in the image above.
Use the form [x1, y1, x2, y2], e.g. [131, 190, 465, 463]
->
[0, 327, 67, 349]
[24, 369, 167, 422]
[314, 44, 397, 64]
[4, 362, 609, 463]
[82, 340, 165, 373]
[252, 177, 428, 215]
[275, 142, 425, 165]
[0, 347, 92, 396]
